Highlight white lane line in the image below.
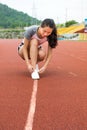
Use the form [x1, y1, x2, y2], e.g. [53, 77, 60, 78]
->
[68, 72, 78, 77]
[24, 80, 38, 130]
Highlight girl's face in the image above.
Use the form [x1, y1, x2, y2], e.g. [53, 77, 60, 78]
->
[38, 26, 53, 38]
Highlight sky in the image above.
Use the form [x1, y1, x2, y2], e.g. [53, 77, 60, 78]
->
[0, 0, 87, 23]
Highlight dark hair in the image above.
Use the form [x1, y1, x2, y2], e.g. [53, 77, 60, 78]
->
[41, 18, 58, 48]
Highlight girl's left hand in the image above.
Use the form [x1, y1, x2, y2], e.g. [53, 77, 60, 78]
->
[39, 66, 47, 74]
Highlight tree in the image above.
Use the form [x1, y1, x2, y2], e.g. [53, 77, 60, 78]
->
[65, 20, 78, 27]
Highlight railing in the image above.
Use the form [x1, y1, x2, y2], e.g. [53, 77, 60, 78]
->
[58, 33, 87, 41]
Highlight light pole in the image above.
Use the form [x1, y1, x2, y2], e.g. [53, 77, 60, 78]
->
[65, 8, 67, 27]
[32, 0, 37, 25]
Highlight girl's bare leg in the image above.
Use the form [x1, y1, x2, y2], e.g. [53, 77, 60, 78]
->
[18, 45, 25, 60]
[18, 39, 46, 71]
[30, 39, 38, 70]
[37, 47, 46, 62]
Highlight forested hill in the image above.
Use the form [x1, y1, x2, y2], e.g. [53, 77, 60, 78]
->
[0, 3, 41, 28]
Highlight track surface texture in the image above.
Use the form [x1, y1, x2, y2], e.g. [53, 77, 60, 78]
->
[0, 39, 87, 130]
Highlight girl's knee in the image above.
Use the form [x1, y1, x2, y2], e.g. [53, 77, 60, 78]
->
[30, 39, 38, 46]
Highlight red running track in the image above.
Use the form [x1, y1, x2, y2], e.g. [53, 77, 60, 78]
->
[0, 39, 87, 130]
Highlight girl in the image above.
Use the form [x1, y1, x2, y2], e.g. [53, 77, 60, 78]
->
[18, 18, 58, 79]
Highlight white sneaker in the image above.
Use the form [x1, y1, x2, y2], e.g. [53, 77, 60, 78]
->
[31, 69, 40, 80]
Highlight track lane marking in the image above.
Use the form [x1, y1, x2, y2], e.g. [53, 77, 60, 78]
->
[24, 80, 38, 130]
[58, 51, 87, 62]
[57, 66, 78, 77]
[68, 71, 78, 77]
[57, 66, 62, 70]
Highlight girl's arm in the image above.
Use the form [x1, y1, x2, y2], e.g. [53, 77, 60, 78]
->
[23, 37, 33, 72]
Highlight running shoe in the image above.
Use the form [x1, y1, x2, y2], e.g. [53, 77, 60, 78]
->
[31, 69, 40, 80]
